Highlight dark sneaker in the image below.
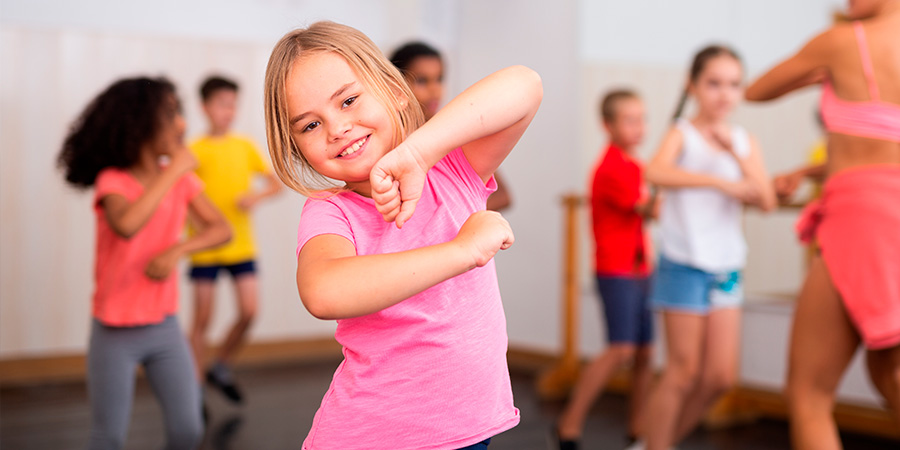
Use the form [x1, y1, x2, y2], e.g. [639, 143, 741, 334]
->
[549, 425, 579, 450]
[206, 363, 244, 404]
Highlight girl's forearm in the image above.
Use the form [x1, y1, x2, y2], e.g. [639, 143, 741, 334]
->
[403, 65, 542, 168]
[107, 167, 188, 238]
[170, 219, 231, 257]
[645, 164, 723, 190]
[297, 240, 475, 320]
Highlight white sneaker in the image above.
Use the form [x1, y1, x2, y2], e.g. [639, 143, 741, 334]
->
[623, 441, 677, 450]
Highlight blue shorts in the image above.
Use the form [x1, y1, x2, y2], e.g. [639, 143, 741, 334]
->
[189, 260, 256, 281]
[650, 255, 743, 314]
[596, 275, 653, 345]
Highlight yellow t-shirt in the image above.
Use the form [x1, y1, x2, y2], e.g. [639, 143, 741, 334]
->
[189, 134, 269, 266]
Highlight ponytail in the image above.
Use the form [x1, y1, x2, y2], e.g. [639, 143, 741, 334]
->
[671, 86, 689, 123]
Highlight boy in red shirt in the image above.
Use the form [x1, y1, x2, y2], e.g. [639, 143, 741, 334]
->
[556, 90, 657, 449]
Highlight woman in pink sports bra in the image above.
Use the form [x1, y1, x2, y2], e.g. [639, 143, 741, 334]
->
[746, 1, 900, 448]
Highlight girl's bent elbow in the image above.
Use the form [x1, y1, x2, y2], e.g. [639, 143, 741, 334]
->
[299, 294, 336, 320]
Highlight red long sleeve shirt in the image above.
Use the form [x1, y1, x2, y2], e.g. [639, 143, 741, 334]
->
[590, 144, 649, 277]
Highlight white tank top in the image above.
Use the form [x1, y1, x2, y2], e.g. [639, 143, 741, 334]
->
[658, 119, 750, 272]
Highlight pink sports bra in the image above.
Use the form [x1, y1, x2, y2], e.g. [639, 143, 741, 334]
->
[820, 21, 900, 143]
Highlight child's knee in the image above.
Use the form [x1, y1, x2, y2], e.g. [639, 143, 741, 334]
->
[166, 412, 204, 450]
[701, 371, 736, 398]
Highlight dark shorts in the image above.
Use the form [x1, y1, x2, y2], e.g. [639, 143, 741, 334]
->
[596, 274, 653, 345]
[189, 260, 256, 281]
[456, 438, 491, 450]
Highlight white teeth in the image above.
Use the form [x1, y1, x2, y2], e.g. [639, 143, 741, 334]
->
[339, 136, 367, 157]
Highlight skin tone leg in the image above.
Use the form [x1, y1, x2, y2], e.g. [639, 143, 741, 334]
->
[628, 344, 654, 438]
[787, 256, 860, 450]
[557, 344, 637, 439]
[672, 307, 741, 442]
[189, 280, 216, 380]
[643, 312, 706, 450]
[865, 345, 900, 425]
[214, 274, 259, 364]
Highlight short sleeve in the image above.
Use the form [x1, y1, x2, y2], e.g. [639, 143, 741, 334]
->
[246, 139, 270, 174]
[94, 169, 136, 210]
[296, 196, 355, 258]
[181, 173, 204, 200]
[592, 152, 641, 212]
[433, 148, 497, 204]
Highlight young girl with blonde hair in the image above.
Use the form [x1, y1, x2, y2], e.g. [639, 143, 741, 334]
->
[264, 21, 542, 449]
[747, 0, 900, 448]
[637, 45, 776, 450]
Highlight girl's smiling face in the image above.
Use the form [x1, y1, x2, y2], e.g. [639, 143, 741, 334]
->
[286, 51, 398, 196]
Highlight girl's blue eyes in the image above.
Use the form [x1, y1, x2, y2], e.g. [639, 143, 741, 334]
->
[301, 96, 358, 133]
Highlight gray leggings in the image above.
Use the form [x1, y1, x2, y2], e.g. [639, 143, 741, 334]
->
[87, 315, 203, 450]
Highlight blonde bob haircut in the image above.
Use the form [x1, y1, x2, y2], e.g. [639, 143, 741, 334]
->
[264, 21, 425, 195]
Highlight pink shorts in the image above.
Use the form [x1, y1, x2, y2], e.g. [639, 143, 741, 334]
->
[797, 166, 900, 350]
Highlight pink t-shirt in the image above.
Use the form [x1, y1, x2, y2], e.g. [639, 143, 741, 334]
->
[297, 149, 519, 450]
[93, 168, 202, 326]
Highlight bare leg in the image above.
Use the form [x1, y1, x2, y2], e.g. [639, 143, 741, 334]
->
[866, 345, 900, 425]
[628, 344, 654, 439]
[214, 274, 258, 364]
[643, 312, 706, 450]
[557, 344, 635, 439]
[189, 280, 215, 381]
[787, 256, 860, 450]
[672, 307, 741, 442]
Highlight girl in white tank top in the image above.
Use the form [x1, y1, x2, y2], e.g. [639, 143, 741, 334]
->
[636, 46, 776, 450]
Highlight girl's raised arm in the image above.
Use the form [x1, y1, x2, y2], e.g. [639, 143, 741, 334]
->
[101, 148, 197, 239]
[646, 127, 760, 203]
[371, 66, 541, 226]
[745, 30, 833, 102]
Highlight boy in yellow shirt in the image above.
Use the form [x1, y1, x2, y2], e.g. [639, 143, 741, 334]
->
[188, 76, 281, 404]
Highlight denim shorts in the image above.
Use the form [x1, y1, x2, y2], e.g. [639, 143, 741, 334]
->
[188, 260, 256, 281]
[650, 255, 743, 314]
[596, 275, 653, 345]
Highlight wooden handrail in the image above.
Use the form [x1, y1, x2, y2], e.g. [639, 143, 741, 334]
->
[536, 193, 585, 400]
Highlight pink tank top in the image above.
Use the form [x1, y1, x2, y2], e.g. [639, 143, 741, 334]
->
[820, 21, 900, 143]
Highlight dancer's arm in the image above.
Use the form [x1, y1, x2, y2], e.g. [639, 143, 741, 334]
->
[296, 210, 513, 320]
[645, 128, 759, 202]
[774, 163, 827, 200]
[237, 172, 283, 211]
[745, 30, 833, 101]
[145, 193, 232, 280]
[370, 65, 542, 227]
[737, 136, 777, 211]
[101, 147, 197, 239]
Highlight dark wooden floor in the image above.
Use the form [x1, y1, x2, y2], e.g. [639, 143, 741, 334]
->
[1, 358, 896, 449]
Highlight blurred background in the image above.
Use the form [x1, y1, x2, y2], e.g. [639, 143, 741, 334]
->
[0, 0, 884, 427]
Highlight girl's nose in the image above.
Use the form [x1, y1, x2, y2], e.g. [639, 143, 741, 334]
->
[328, 119, 352, 141]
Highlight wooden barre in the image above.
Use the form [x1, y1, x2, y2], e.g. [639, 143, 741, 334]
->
[536, 193, 585, 400]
